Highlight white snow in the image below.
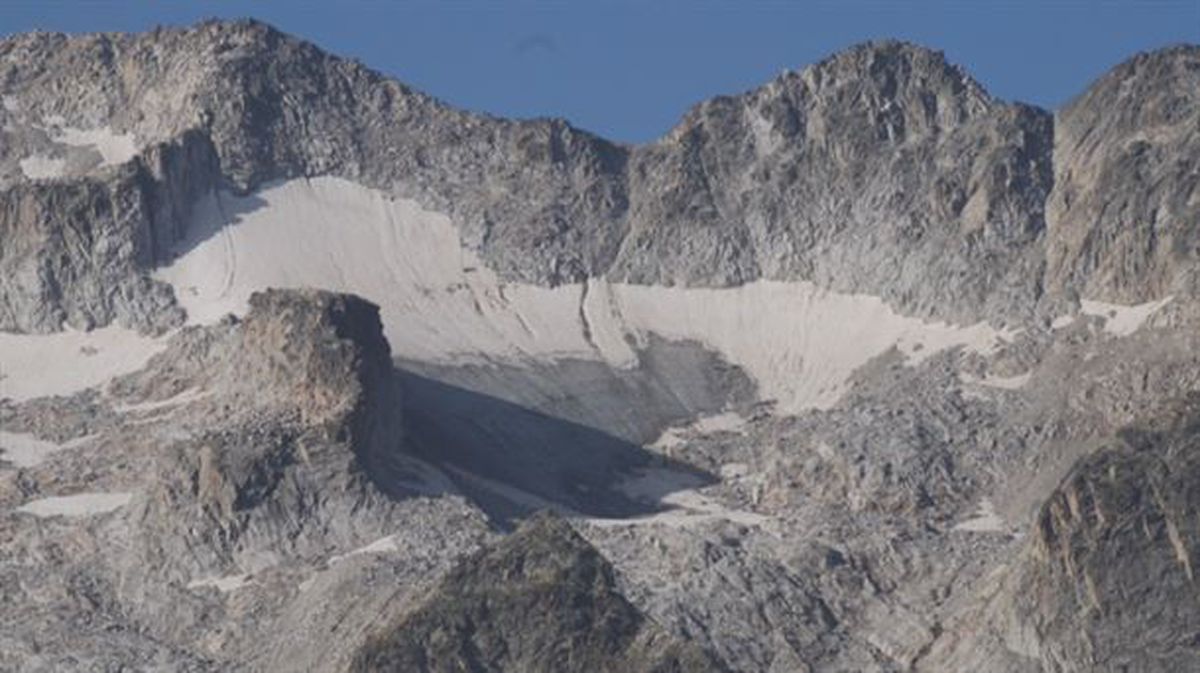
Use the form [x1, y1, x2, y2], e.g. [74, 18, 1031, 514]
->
[155, 178, 592, 361]
[18, 155, 66, 179]
[187, 574, 251, 593]
[18, 122, 140, 176]
[0, 431, 90, 468]
[953, 498, 1006, 533]
[718, 462, 750, 480]
[0, 326, 167, 402]
[961, 371, 1031, 391]
[54, 126, 139, 167]
[328, 535, 402, 565]
[1080, 296, 1172, 337]
[652, 411, 749, 452]
[156, 177, 1017, 415]
[1050, 314, 1076, 330]
[587, 467, 769, 529]
[439, 461, 767, 531]
[1, 96, 18, 113]
[112, 387, 210, 413]
[608, 281, 1011, 413]
[16, 491, 132, 517]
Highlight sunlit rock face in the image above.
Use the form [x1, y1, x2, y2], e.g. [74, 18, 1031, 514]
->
[1, 19, 1198, 673]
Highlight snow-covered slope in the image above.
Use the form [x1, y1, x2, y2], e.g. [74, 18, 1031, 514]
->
[0, 326, 166, 401]
[155, 176, 1014, 414]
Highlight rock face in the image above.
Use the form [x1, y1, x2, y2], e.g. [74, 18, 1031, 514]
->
[111, 288, 409, 570]
[920, 404, 1200, 673]
[1013, 415, 1200, 671]
[0, 289, 489, 671]
[351, 514, 721, 673]
[2, 19, 1199, 673]
[1046, 46, 1200, 304]
[616, 41, 1054, 322]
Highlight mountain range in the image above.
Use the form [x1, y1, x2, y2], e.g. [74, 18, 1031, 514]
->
[1, 19, 1198, 672]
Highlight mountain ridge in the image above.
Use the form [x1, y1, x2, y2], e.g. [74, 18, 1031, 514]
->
[0, 20, 1195, 333]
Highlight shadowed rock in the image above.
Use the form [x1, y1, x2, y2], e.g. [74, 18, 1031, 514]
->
[350, 513, 723, 673]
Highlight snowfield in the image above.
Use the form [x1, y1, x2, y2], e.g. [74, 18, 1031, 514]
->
[155, 177, 1018, 414]
[54, 125, 139, 167]
[16, 492, 133, 518]
[0, 326, 167, 402]
[1081, 296, 1173, 337]
[0, 431, 92, 468]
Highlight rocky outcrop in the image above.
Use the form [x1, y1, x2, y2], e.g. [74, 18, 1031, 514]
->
[918, 401, 1200, 673]
[350, 513, 722, 673]
[1046, 45, 1200, 304]
[0, 128, 217, 332]
[616, 41, 1054, 322]
[0, 289, 492, 671]
[1009, 415, 1200, 671]
[110, 288, 408, 573]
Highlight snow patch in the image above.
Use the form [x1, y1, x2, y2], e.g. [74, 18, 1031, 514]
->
[17, 492, 132, 517]
[652, 411, 749, 452]
[440, 461, 767, 531]
[187, 574, 251, 593]
[613, 282, 1012, 412]
[112, 387, 210, 413]
[1050, 314, 1075, 330]
[329, 535, 402, 565]
[961, 371, 1031, 391]
[953, 498, 1006, 533]
[54, 126, 139, 166]
[1, 96, 18, 112]
[0, 326, 167, 402]
[156, 177, 1017, 415]
[1080, 296, 1172, 337]
[0, 432, 90, 468]
[588, 467, 769, 529]
[18, 155, 66, 179]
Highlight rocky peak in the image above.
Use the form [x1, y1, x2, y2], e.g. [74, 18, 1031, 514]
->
[113, 288, 393, 428]
[792, 40, 993, 141]
[351, 513, 723, 673]
[1045, 44, 1200, 304]
[99, 289, 410, 583]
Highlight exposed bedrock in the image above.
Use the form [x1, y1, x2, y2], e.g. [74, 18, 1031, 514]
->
[920, 402, 1200, 672]
[350, 514, 723, 673]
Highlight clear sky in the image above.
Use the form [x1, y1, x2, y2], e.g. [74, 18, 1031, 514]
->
[1, 1, 1196, 143]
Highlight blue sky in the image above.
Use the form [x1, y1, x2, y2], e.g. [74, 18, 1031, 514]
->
[1, 1, 1196, 143]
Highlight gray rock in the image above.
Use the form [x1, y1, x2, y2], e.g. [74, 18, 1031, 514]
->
[350, 513, 723, 673]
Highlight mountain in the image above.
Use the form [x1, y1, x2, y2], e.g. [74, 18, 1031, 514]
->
[1, 18, 1198, 672]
